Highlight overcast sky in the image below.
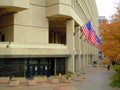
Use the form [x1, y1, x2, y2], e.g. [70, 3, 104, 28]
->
[95, 0, 119, 18]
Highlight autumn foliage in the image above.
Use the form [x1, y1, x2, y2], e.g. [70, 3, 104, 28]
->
[99, 3, 120, 62]
[99, 21, 120, 62]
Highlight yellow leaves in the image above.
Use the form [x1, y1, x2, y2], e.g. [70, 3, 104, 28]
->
[100, 4, 120, 61]
[99, 21, 120, 61]
[102, 59, 111, 65]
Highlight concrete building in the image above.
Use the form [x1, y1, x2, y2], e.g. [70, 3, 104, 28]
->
[0, 0, 99, 78]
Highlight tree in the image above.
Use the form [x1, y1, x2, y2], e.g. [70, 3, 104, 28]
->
[99, 2, 120, 62]
[111, 3, 120, 22]
[100, 22, 120, 62]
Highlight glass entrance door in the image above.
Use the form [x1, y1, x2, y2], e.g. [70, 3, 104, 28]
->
[25, 58, 65, 78]
[25, 58, 54, 78]
[39, 64, 49, 75]
[29, 65, 38, 77]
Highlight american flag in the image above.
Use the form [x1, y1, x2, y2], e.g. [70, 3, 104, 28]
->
[96, 35, 102, 50]
[81, 21, 102, 50]
[81, 21, 92, 43]
[88, 28, 97, 45]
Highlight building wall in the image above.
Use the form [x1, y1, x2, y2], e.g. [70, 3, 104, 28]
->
[14, 1, 48, 44]
[0, 0, 99, 74]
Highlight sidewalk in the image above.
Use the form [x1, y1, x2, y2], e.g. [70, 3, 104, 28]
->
[72, 67, 116, 90]
[0, 67, 116, 90]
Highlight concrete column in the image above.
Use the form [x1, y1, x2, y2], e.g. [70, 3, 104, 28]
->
[82, 39, 85, 70]
[88, 43, 91, 66]
[79, 54, 82, 72]
[85, 41, 89, 68]
[89, 44, 93, 65]
[79, 30, 83, 71]
[67, 19, 75, 73]
[84, 41, 86, 69]
[87, 45, 89, 67]
[95, 48, 99, 61]
[67, 19, 74, 51]
[83, 38, 87, 70]
[80, 38, 85, 71]
[74, 26, 81, 72]
[74, 26, 80, 53]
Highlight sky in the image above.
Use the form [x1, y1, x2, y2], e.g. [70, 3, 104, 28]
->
[95, 0, 119, 18]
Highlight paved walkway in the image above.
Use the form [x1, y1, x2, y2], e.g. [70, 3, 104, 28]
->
[72, 67, 116, 90]
[0, 67, 117, 90]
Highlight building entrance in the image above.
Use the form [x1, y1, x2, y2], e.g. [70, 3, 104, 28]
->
[25, 58, 66, 78]
[25, 58, 54, 78]
[0, 57, 66, 78]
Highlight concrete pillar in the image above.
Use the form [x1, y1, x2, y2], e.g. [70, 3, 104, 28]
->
[82, 39, 86, 70]
[87, 43, 90, 67]
[79, 30, 83, 72]
[84, 41, 86, 69]
[80, 38, 85, 71]
[89, 44, 93, 65]
[74, 26, 81, 72]
[74, 26, 79, 53]
[66, 19, 75, 73]
[85, 41, 89, 68]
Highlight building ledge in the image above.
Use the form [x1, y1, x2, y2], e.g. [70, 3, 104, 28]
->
[0, 42, 67, 49]
[0, 42, 70, 57]
[0, 0, 29, 16]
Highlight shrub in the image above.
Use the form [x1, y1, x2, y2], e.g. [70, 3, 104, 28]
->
[110, 80, 120, 87]
[110, 65, 120, 88]
[66, 71, 74, 77]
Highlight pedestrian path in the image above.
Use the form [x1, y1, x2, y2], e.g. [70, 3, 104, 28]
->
[0, 67, 116, 90]
[72, 67, 116, 90]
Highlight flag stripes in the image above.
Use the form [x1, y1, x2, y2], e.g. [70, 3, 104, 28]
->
[81, 21, 102, 50]
[81, 21, 92, 43]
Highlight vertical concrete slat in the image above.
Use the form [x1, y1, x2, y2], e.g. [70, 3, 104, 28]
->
[66, 19, 75, 73]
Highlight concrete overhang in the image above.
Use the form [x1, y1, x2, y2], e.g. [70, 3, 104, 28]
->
[0, 0, 29, 16]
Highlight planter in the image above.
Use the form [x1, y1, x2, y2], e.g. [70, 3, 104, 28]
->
[80, 73, 86, 79]
[27, 79, 36, 86]
[74, 76, 83, 81]
[71, 75, 76, 80]
[62, 77, 71, 83]
[50, 78, 59, 84]
[14, 77, 26, 84]
[49, 76, 59, 84]
[34, 76, 47, 83]
[0, 77, 9, 83]
[9, 79, 19, 87]
[61, 75, 71, 83]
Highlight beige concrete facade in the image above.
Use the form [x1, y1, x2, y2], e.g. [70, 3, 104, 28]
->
[0, 0, 99, 74]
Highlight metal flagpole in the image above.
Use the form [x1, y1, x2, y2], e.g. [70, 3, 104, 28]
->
[73, 19, 92, 36]
[73, 29, 80, 35]
[80, 34, 83, 39]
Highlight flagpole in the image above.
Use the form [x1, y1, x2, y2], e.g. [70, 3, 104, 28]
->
[73, 19, 92, 35]
[79, 34, 83, 39]
[73, 29, 80, 35]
